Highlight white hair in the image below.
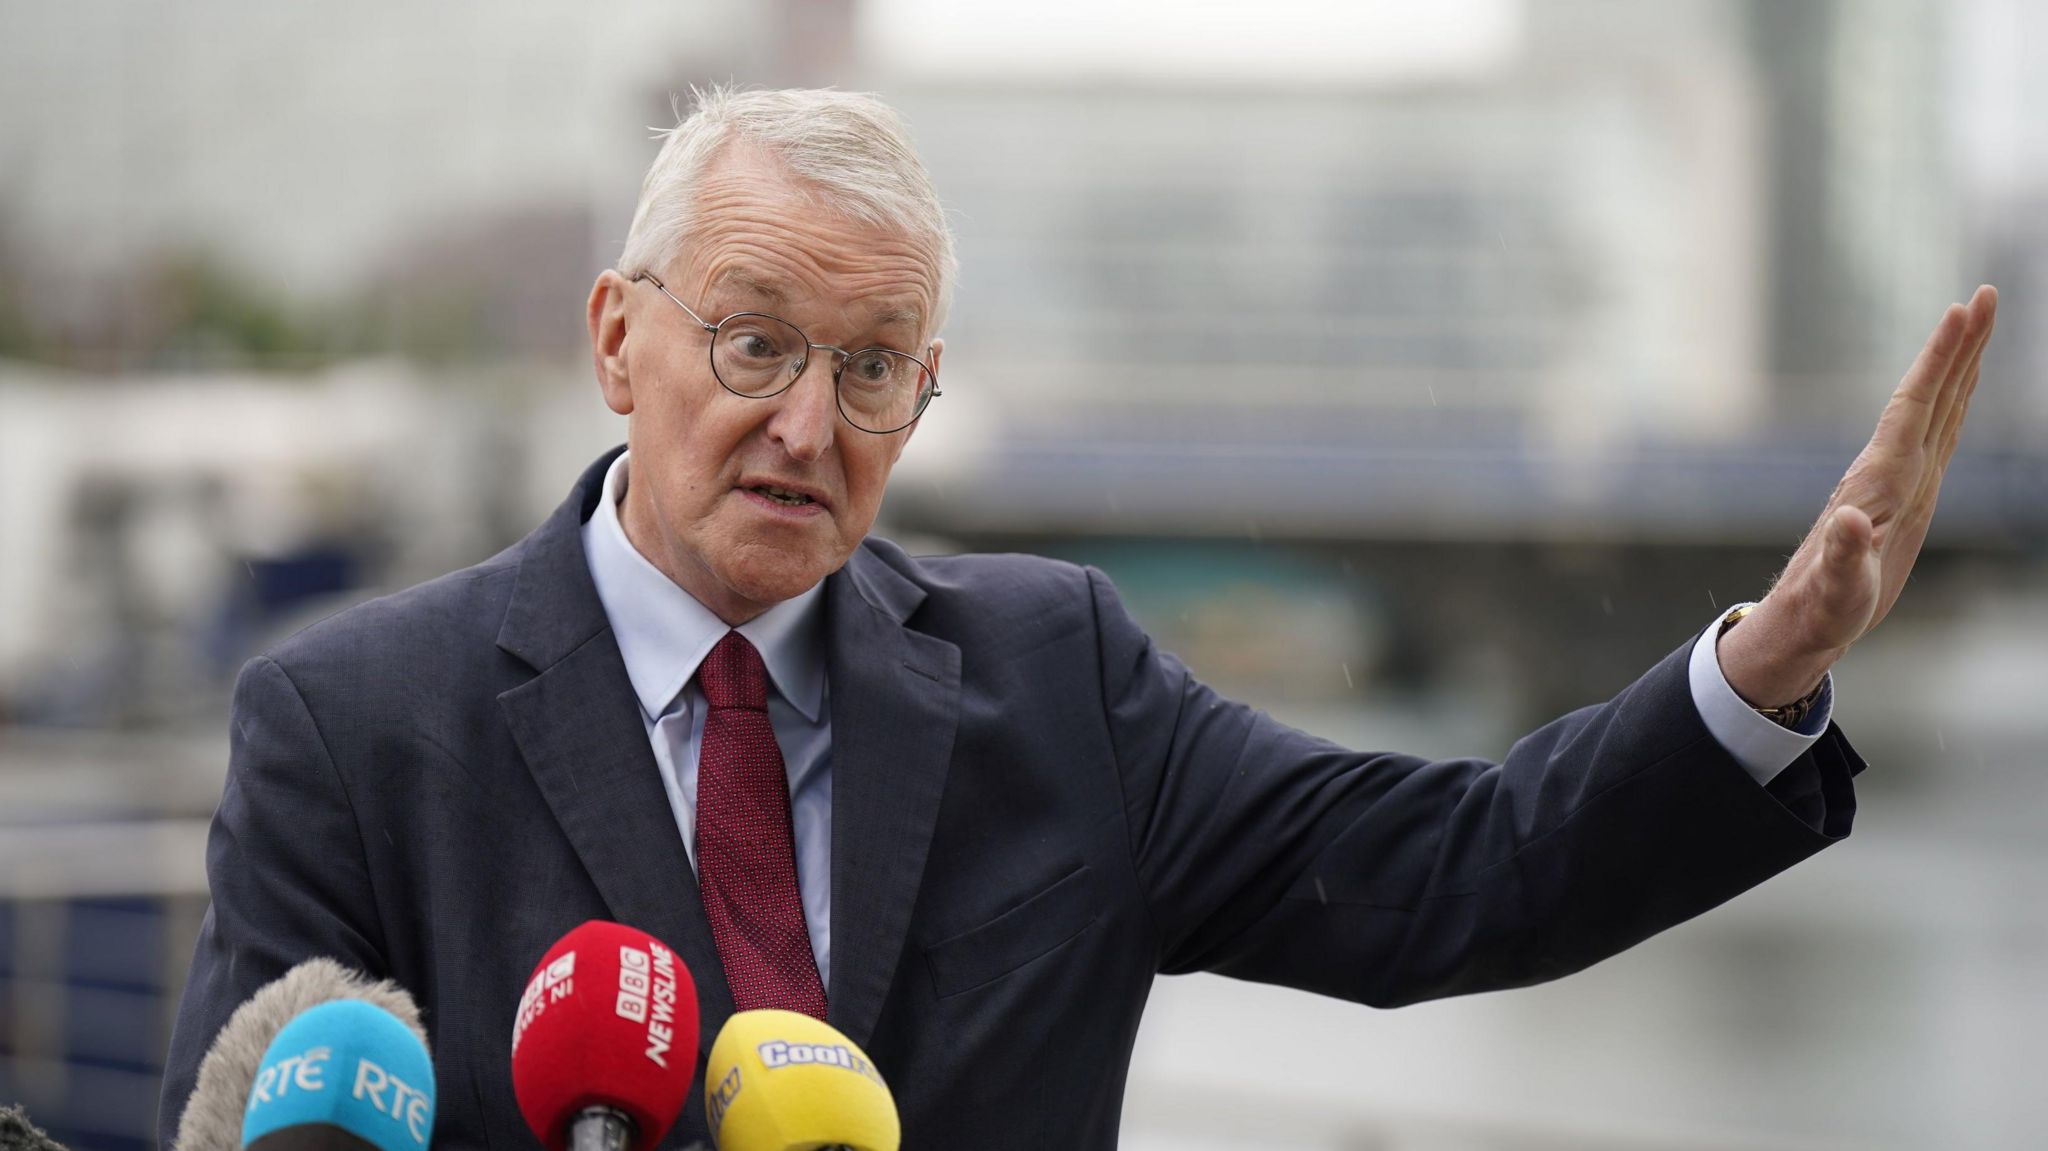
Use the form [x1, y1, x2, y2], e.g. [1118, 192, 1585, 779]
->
[618, 84, 957, 335]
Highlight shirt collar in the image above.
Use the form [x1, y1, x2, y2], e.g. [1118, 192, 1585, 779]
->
[581, 451, 827, 722]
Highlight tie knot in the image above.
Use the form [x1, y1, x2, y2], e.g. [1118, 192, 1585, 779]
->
[699, 631, 770, 711]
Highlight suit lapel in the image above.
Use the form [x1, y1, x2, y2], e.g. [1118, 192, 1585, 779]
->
[825, 548, 960, 1049]
[494, 447, 736, 1066]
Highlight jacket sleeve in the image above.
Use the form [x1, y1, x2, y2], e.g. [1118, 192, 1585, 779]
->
[1088, 566, 1863, 1007]
[157, 655, 388, 1148]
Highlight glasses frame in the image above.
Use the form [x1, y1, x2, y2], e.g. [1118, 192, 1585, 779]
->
[632, 272, 941, 434]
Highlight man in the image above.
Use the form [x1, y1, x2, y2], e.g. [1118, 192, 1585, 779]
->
[160, 87, 1998, 1149]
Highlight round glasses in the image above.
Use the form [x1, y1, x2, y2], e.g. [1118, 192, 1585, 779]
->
[633, 273, 940, 434]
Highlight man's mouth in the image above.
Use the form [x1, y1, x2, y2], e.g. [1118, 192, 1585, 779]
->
[747, 483, 817, 507]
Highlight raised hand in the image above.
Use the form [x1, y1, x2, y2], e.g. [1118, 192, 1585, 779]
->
[1718, 285, 1999, 709]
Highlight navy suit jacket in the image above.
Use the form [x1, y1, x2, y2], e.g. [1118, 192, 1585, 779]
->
[160, 446, 1863, 1149]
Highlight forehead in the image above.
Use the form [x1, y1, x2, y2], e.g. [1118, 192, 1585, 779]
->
[675, 146, 938, 334]
[708, 266, 925, 334]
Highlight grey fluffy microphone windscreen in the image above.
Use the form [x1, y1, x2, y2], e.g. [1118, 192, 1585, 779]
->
[0, 1103, 68, 1151]
[171, 958, 430, 1151]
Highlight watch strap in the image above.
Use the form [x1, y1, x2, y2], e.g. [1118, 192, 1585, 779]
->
[1716, 604, 1828, 730]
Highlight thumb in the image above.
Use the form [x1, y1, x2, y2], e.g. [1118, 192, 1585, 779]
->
[1823, 505, 1873, 570]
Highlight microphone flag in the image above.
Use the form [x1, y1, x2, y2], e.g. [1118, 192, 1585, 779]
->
[510, 920, 700, 1151]
[240, 999, 435, 1151]
[704, 1009, 898, 1151]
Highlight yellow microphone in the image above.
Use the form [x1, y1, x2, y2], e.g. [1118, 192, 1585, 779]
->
[703, 1010, 899, 1151]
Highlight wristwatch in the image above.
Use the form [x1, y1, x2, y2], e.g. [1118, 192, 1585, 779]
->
[1717, 604, 1827, 730]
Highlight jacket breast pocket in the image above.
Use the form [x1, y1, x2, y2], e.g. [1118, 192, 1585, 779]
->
[923, 863, 1101, 999]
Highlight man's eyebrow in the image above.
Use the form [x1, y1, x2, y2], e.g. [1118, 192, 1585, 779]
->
[712, 266, 925, 339]
[712, 267, 789, 303]
[868, 303, 925, 333]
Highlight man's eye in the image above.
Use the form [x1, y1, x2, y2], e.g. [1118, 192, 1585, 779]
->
[848, 352, 895, 383]
[731, 333, 781, 360]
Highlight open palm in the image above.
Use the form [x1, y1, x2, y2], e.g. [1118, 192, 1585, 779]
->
[1760, 285, 1999, 672]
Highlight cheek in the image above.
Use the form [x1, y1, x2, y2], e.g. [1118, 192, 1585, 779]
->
[637, 441, 729, 533]
[841, 444, 903, 516]
[661, 396, 755, 485]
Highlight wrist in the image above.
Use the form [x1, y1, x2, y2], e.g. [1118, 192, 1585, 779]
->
[1716, 600, 1838, 709]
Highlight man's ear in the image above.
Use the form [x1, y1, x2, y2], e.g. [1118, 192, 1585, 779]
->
[589, 270, 634, 416]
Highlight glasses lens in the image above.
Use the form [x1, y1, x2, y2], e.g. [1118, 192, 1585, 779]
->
[838, 349, 934, 433]
[712, 315, 808, 396]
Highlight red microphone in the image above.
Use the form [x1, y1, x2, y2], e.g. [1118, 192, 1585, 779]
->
[510, 921, 700, 1151]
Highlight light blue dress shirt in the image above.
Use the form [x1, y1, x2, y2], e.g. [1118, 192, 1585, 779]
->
[581, 452, 1834, 988]
[1689, 602, 1834, 783]
[581, 451, 835, 986]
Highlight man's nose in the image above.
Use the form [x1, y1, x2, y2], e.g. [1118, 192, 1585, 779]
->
[765, 352, 838, 462]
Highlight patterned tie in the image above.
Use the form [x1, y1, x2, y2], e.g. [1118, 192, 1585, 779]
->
[694, 630, 828, 1019]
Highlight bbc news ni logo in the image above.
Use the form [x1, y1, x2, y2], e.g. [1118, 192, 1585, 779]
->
[511, 951, 577, 1052]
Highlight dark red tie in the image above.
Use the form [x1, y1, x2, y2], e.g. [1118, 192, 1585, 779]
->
[695, 630, 828, 1019]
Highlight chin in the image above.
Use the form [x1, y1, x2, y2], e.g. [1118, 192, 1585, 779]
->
[715, 545, 838, 607]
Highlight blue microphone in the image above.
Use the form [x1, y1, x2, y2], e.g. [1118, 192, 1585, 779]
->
[240, 999, 436, 1151]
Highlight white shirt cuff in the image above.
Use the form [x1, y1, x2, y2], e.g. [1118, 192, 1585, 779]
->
[1686, 602, 1834, 786]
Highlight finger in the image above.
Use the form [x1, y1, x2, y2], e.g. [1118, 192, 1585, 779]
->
[1824, 504, 1874, 580]
[1897, 341, 1983, 547]
[1933, 323, 1982, 460]
[1937, 356, 1981, 471]
[1897, 289, 1998, 522]
[1880, 302, 1970, 447]
[1926, 285, 1998, 452]
[1911, 320, 1989, 499]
